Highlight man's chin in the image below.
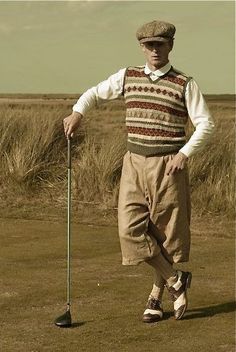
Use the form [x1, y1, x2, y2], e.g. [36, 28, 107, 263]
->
[152, 58, 168, 68]
[152, 61, 162, 69]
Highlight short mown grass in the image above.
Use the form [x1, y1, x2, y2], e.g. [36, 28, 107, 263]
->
[0, 217, 235, 352]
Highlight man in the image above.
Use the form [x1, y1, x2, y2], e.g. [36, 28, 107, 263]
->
[63, 20, 214, 323]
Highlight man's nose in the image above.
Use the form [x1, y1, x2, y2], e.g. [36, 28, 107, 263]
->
[152, 43, 160, 51]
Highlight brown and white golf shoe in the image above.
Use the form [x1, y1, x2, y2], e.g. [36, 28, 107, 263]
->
[142, 297, 163, 323]
[166, 270, 192, 320]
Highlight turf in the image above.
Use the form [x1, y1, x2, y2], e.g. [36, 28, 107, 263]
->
[0, 216, 235, 352]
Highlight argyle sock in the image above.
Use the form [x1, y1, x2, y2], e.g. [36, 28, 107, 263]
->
[143, 268, 164, 321]
[149, 270, 165, 301]
[146, 252, 178, 287]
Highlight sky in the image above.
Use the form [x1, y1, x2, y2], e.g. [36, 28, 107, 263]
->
[0, 0, 235, 94]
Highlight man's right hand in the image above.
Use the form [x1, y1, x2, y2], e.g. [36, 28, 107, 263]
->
[63, 112, 83, 139]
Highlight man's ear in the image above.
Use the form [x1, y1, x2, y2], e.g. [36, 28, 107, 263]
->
[169, 39, 174, 51]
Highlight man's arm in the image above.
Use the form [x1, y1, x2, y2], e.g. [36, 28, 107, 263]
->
[63, 68, 126, 139]
[166, 79, 215, 175]
[179, 79, 215, 158]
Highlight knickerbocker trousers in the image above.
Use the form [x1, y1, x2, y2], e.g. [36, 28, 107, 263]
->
[118, 151, 191, 265]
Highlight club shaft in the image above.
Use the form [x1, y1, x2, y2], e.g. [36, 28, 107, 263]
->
[67, 138, 72, 307]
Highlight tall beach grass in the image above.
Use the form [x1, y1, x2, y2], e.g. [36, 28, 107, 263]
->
[0, 98, 234, 216]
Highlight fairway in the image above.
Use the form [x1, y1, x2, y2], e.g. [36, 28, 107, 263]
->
[0, 216, 234, 352]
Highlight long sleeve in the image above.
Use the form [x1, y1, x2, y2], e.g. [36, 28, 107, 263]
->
[72, 68, 126, 116]
[179, 79, 215, 158]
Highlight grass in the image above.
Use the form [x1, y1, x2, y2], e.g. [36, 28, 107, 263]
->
[0, 96, 234, 217]
[0, 102, 82, 200]
[0, 216, 235, 352]
[187, 103, 235, 215]
[73, 135, 126, 207]
[0, 95, 234, 351]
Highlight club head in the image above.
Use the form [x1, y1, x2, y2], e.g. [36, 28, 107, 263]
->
[54, 309, 72, 328]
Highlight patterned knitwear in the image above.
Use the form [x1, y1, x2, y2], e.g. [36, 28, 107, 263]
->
[123, 66, 192, 156]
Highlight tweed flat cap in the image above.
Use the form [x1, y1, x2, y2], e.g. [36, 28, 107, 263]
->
[136, 20, 176, 43]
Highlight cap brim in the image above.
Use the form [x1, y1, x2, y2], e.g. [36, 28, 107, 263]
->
[139, 36, 170, 43]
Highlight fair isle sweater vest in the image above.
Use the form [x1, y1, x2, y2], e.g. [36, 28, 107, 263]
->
[123, 66, 191, 156]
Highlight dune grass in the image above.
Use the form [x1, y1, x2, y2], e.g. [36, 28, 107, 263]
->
[187, 103, 235, 215]
[73, 135, 126, 206]
[0, 97, 234, 217]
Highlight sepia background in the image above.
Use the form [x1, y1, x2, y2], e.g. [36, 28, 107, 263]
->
[0, 1, 235, 352]
[0, 0, 235, 94]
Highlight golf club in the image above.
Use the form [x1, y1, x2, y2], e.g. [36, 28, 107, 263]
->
[54, 137, 72, 328]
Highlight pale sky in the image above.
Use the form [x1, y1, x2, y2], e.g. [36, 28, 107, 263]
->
[0, 0, 235, 94]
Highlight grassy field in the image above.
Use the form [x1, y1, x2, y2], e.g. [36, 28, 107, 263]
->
[0, 95, 235, 351]
[0, 216, 235, 352]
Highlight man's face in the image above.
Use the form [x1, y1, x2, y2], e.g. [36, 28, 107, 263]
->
[140, 40, 173, 70]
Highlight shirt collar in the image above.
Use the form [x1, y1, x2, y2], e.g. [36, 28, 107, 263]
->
[144, 62, 171, 80]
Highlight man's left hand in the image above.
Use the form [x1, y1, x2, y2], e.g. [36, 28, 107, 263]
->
[166, 152, 188, 176]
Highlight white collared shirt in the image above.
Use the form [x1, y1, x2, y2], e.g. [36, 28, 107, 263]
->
[72, 63, 215, 158]
[144, 62, 172, 79]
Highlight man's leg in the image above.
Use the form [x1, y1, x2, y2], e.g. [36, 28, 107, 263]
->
[144, 154, 192, 320]
[118, 152, 161, 265]
[143, 251, 179, 323]
[142, 269, 165, 323]
[149, 273, 165, 301]
[118, 152, 165, 322]
[146, 252, 192, 320]
[146, 252, 178, 286]
[118, 152, 191, 321]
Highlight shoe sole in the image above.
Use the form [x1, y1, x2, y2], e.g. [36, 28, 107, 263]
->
[143, 316, 163, 323]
